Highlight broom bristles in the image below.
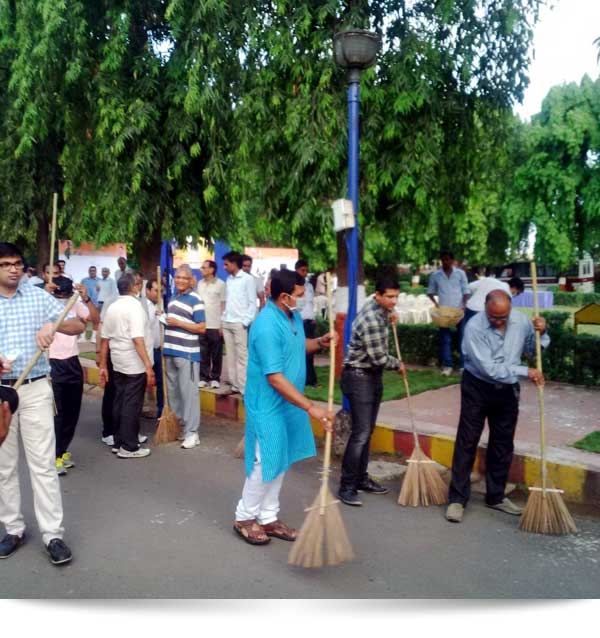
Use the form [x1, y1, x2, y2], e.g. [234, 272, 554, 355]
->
[398, 445, 448, 507]
[153, 405, 180, 445]
[520, 478, 577, 535]
[233, 435, 245, 458]
[288, 485, 354, 568]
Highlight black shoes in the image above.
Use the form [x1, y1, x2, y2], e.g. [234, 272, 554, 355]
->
[357, 478, 389, 495]
[0, 532, 25, 559]
[338, 489, 363, 507]
[46, 538, 73, 565]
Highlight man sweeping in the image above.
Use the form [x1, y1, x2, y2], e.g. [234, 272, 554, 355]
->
[446, 289, 548, 523]
[233, 269, 334, 546]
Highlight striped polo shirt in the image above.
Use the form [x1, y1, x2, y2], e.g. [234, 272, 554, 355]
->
[163, 290, 205, 362]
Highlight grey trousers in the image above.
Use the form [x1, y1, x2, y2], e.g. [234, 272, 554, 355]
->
[165, 357, 200, 438]
[222, 322, 248, 393]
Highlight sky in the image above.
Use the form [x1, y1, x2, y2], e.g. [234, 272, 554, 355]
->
[514, 0, 600, 119]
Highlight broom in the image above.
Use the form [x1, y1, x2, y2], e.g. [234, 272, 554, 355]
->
[395, 322, 448, 507]
[519, 262, 577, 535]
[153, 266, 181, 444]
[288, 273, 354, 568]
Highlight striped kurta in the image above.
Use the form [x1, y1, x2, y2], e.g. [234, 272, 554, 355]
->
[163, 290, 205, 362]
[244, 301, 316, 482]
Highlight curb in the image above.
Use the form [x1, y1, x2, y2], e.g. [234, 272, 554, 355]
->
[82, 365, 599, 507]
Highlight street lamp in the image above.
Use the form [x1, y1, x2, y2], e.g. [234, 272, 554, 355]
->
[333, 29, 381, 393]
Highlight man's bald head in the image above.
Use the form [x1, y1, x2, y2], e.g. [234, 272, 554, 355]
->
[485, 289, 511, 328]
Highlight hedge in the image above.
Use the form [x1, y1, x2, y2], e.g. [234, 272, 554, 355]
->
[553, 291, 600, 307]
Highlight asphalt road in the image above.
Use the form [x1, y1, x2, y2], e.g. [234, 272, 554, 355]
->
[1, 394, 599, 598]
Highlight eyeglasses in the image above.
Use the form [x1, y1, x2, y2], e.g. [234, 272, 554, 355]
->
[0, 260, 24, 271]
[487, 313, 509, 323]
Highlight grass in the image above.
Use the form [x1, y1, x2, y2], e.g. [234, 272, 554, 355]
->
[305, 365, 459, 404]
[79, 351, 96, 361]
[571, 431, 600, 454]
[519, 305, 600, 336]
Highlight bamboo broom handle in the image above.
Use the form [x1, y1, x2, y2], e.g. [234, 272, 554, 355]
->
[319, 272, 335, 514]
[13, 292, 80, 390]
[392, 323, 419, 447]
[49, 193, 58, 273]
[156, 265, 169, 406]
[531, 262, 547, 493]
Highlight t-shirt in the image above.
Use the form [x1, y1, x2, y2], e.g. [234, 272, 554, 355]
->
[466, 277, 511, 312]
[101, 295, 149, 375]
[197, 277, 226, 329]
[163, 290, 205, 361]
[49, 300, 90, 360]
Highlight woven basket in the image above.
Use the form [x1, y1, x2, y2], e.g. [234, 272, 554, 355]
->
[430, 305, 464, 328]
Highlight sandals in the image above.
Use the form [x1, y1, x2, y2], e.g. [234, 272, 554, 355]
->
[261, 520, 298, 542]
[233, 519, 270, 545]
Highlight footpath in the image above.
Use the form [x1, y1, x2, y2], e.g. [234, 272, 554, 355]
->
[79, 347, 600, 508]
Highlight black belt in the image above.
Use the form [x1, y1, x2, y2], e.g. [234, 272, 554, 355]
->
[0, 375, 46, 387]
[343, 365, 383, 376]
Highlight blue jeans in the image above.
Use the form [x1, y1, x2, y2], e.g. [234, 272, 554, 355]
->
[153, 348, 164, 418]
[439, 317, 465, 368]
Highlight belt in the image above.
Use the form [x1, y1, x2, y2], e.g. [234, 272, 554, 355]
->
[463, 369, 518, 390]
[343, 365, 383, 376]
[0, 375, 46, 387]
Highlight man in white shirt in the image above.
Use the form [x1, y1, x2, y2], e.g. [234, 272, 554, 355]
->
[465, 272, 525, 323]
[197, 260, 226, 389]
[99, 274, 155, 458]
[145, 277, 163, 417]
[295, 259, 319, 387]
[242, 254, 265, 310]
[222, 251, 257, 395]
[114, 256, 132, 282]
[96, 267, 117, 310]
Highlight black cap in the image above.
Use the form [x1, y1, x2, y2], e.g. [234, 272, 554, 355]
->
[52, 276, 74, 298]
[0, 386, 19, 414]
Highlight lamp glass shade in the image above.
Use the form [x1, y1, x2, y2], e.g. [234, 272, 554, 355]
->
[333, 29, 381, 70]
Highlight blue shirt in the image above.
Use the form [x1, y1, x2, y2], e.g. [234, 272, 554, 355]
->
[223, 270, 256, 327]
[0, 278, 65, 379]
[243, 301, 316, 482]
[80, 276, 100, 305]
[163, 290, 205, 362]
[428, 266, 469, 307]
[462, 309, 550, 385]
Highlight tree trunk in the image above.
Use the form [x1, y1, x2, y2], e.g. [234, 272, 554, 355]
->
[135, 224, 163, 279]
[35, 208, 50, 273]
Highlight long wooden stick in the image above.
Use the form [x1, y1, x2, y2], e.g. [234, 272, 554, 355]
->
[49, 193, 58, 272]
[156, 265, 169, 407]
[318, 272, 335, 515]
[531, 262, 547, 495]
[13, 292, 80, 390]
[391, 323, 419, 448]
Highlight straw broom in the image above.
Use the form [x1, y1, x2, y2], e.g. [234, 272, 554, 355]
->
[519, 262, 577, 535]
[395, 323, 448, 507]
[288, 273, 354, 568]
[153, 266, 181, 444]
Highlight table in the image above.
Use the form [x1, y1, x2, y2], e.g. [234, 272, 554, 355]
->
[511, 290, 554, 309]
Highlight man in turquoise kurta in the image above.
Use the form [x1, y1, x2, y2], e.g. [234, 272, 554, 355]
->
[233, 269, 334, 546]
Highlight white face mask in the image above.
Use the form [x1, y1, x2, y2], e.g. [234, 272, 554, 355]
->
[282, 294, 300, 313]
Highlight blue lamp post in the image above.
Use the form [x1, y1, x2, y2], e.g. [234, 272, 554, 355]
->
[333, 29, 380, 408]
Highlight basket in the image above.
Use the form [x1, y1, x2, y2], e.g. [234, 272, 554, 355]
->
[430, 305, 464, 328]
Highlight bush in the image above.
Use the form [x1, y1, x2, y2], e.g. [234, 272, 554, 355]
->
[553, 291, 600, 307]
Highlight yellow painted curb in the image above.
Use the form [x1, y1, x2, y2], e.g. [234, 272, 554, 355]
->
[370, 426, 395, 454]
[237, 400, 246, 422]
[430, 436, 455, 469]
[200, 390, 215, 415]
[523, 456, 586, 503]
[86, 367, 100, 385]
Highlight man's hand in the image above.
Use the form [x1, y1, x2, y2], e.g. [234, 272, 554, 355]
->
[99, 367, 109, 387]
[528, 368, 545, 387]
[0, 356, 12, 376]
[389, 313, 399, 324]
[146, 367, 156, 388]
[36, 323, 56, 350]
[532, 316, 547, 334]
[0, 401, 11, 446]
[74, 283, 89, 302]
[166, 316, 180, 327]
[318, 332, 338, 348]
[307, 404, 334, 433]
[397, 362, 406, 376]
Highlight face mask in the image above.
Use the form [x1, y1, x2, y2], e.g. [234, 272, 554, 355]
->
[282, 295, 300, 313]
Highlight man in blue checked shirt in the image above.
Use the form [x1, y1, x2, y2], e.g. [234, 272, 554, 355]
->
[445, 289, 547, 524]
[427, 249, 470, 376]
[0, 242, 86, 565]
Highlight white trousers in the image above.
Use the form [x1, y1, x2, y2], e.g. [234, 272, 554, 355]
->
[235, 442, 285, 525]
[0, 378, 64, 544]
[222, 322, 248, 393]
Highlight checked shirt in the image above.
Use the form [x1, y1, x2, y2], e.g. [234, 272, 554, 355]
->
[343, 297, 400, 370]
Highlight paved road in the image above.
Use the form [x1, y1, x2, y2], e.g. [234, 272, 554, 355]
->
[2, 395, 599, 598]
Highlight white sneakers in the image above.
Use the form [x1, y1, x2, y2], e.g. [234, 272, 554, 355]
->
[138, 434, 148, 444]
[441, 367, 453, 376]
[101, 435, 115, 446]
[181, 433, 200, 449]
[198, 381, 208, 388]
[210, 380, 220, 389]
[117, 447, 151, 459]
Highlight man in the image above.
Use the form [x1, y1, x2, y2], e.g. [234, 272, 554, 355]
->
[242, 254, 266, 310]
[295, 259, 319, 387]
[465, 272, 525, 323]
[222, 251, 257, 395]
[0, 242, 84, 564]
[96, 267, 117, 311]
[145, 278, 164, 418]
[26, 267, 44, 286]
[114, 256, 131, 282]
[427, 250, 470, 376]
[99, 274, 155, 458]
[338, 276, 405, 507]
[49, 278, 99, 475]
[80, 266, 100, 343]
[197, 259, 226, 389]
[234, 269, 333, 545]
[508, 277, 525, 298]
[445, 290, 548, 524]
[56, 259, 73, 281]
[164, 264, 206, 449]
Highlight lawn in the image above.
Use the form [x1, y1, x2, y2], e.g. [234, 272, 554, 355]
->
[304, 365, 459, 404]
[571, 431, 600, 454]
[519, 305, 600, 335]
[79, 351, 96, 361]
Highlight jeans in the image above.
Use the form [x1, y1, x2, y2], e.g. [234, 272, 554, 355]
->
[52, 381, 83, 458]
[112, 370, 147, 452]
[339, 367, 384, 492]
[199, 329, 223, 382]
[153, 348, 164, 418]
[448, 371, 520, 506]
[439, 317, 465, 368]
[303, 319, 318, 386]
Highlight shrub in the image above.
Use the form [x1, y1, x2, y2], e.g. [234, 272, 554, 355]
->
[553, 291, 600, 307]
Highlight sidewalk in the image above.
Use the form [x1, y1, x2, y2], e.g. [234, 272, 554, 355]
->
[80, 343, 600, 507]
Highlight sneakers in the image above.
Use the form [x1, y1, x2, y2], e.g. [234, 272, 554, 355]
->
[101, 435, 114, 446]
[0, 533, 25, 559]
[56, 457, 67, 476]
[138, 434, 148, 444]
[46, 538, 72, 565]
[116, 447, 151, 459]
[198, 380, 208, 388]
[62, 452, 74, 469]
[181, 433, 200, 449]
[486, 497, 523, 516]
[210, 380, 220, 389]
[446, 502, 464, 523]
[111, 447, 119, 454]
[230, 385, 241, 394]
[357, 478, 389, 495]
[441, 367, 453, 376]
[338, 489, 363, 507]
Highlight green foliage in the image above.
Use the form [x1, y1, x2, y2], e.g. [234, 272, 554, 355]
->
[553, 291, 600, 307]
[571, 431, 600, 454]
